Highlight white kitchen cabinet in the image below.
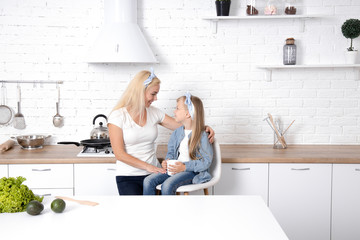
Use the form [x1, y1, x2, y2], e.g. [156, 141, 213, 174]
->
[8, 164, 74, 194]
[332, 164, 360, 240]
[31, 188, 74, 197]
[0, 164, 8, 178]
[269, 163, 332, 240]
[74, 163, 118, 196]
[214, 163, 269, 204]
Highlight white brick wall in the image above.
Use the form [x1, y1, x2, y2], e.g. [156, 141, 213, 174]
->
[0, 0, 360, 145]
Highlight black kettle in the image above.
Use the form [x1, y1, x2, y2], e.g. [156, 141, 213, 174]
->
[90, 114, 109, 139]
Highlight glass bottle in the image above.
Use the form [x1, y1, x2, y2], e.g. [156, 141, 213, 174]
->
[264, 0, 277, 15]
[246, 0, 258, 15]
[283, 38, 296, 65]
[284, 0, 296, 15]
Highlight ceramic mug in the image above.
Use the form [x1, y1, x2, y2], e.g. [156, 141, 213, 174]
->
[167, 160, 180, 176]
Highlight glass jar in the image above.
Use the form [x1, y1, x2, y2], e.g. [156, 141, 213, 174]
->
[283, 38, 296, 65]
[246, 0, 258, 15]
[264, 0, 277, 15]
[284, 0, 296, 15]
[273, 119, 285, 149]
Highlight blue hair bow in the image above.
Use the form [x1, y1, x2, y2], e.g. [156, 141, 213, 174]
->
[185, 92, 194, 119]
[144, 67, 156, 88]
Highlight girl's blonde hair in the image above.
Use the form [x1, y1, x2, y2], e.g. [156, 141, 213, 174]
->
[112, 70, 160, 120]
[177, 95, 205, 160]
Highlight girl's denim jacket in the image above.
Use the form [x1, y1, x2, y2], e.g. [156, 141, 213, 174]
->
[165, 126, 213, 184]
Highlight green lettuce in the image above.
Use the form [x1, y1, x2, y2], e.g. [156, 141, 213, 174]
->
[0, 176, 43, 213]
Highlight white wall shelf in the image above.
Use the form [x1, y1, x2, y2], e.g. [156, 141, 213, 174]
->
[256, 64, 360, 81]
[202, 14, 324, 33]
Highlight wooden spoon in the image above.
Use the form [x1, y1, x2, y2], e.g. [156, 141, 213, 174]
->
[55, 196, 99, 206]
[274, 120, 295, 145]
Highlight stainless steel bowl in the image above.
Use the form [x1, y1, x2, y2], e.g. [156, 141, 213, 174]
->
[12, 135, 51, 150]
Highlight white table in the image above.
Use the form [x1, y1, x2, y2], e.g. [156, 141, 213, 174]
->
[0, 195, 288, 240]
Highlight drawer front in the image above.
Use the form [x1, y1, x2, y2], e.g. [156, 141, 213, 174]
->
[32, 188, 74, 197]
[269, 163, 331, 240]
[74, 164, 118, 196]
[9, 164, 73, 188]
[214, 163, 269, 203]
[332, 164, 360, 240]
[0, 164, 8, 178]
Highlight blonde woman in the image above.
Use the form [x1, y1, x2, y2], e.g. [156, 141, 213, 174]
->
[143, 93, 213, 195]
[108, 69, 214, 195]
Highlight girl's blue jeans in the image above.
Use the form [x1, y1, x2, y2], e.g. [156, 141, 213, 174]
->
[143, 171, 196, 195]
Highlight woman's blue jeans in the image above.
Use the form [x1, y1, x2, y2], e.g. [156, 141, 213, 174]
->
[143, 171, 196, 195]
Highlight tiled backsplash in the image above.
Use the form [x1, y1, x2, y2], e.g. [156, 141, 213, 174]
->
[1, 0, 360, 145]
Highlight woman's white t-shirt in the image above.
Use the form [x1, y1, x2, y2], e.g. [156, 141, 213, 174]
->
[107, 106, 165, 176]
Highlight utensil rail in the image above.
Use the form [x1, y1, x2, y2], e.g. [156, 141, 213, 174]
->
[0, 80, 64, 85]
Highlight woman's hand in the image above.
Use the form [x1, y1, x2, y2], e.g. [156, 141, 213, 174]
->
[205, 125, 215, 144]
[168, 162, 186, 174]
[161, 159, 168, 169]
[146, 164, 166, 174]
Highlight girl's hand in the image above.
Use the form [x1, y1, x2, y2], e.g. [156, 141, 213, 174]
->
[146, 164, 166, 174]
[168, 162, 186, 174]
[161, 159, 168, 169]
[205, 125, 215, 144]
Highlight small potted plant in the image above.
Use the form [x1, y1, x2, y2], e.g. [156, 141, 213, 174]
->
[341, 18, 360, 64]
[215, 0, 231, 16]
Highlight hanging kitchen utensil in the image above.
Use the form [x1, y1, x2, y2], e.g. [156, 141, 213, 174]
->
[53, 84, 64, 128]
[13, 85, 26, 129]
[90, 114, 109, 139]
[0, 83, 14, 126]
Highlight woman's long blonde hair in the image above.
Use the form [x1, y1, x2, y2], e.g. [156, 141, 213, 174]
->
[112, 70, 160, 120]
[178, 95, 205, 160]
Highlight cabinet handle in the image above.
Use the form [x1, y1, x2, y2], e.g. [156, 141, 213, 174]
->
[32, 169, 51, 172]
[231, 168, 250, 171]
[107, 168, 116, 171]
[291, 168, 310, 171]
[40, 193, 52, 197]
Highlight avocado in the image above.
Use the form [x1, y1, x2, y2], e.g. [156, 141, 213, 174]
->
[26, 200, 44, 216]
[51, 199, 66, 213]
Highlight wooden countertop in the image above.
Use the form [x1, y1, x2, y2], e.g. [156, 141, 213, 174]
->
[0, 145, 117, 164]
[1, 144, 360, 164]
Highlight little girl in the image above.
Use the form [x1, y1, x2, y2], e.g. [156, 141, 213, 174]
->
[143, 93, 213, 195]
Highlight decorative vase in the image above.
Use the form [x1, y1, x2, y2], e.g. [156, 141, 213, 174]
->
[345, 50, 358, 64]
[215, 1, 231, 16]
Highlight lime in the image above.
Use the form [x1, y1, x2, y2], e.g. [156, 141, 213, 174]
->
[51, 198, 66, 213]
[26, 200, 44, 216]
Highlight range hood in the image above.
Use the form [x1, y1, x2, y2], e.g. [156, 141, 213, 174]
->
[87, 0, 157, 63]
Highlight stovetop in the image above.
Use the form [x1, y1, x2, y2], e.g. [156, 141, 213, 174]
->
[77, 146, 115, 158]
